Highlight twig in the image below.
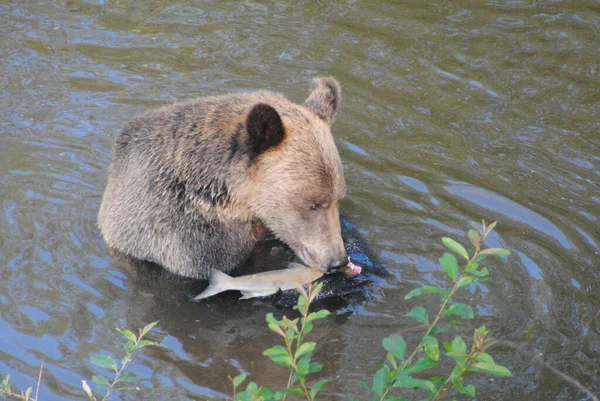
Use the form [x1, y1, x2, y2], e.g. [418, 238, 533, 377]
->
[379, 231, 486, 401]
[35, 362, 43, 401]
[495, 339, 599, 401]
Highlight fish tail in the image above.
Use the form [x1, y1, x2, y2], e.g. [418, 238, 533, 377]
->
[192, 269, 232, 301]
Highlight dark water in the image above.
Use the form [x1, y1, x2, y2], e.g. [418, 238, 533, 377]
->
[1, 1, 598, 400]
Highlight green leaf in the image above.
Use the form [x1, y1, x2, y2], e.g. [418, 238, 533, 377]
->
[451, 336, 467, 353]
[406, 306, 429, 324]
[296, 356, 311, 376]
[480, 248, 511, 256]
[310, 378, 331, 399]
[92, 375, 110, 387]
[268, 323, 285, 337]
[477, 353, 495, 364]
[140, 321, 158, 338]
[446, 351, 468, 364]
[373, 365, 390, 395]
[464, 262, 478, 273]
[295, 342, 316, 359]
[456, 275, 474, 289]
[306, 310, 331, 322]
[439, 253, 458, 281]
[285, 324, 297, 343]
[274, 388, 304, 400]
[235, 390, 253, 401]
[263, 344, 289, 355]
[266, 313, 281, 326]
[442, 303, 474, 319]
[233, 373, 247, 388]
[444, 336, 468, 363]
[245, 381, 258, 393]
[382, 335, 406, 360]
[138, 339, 158, 348]
[90, 355, 118, 372]
[405, 285, 445, 300]
[116, 329, 137, 343]
[484, 221, 498, 236]
[392, 376, 435, 393]
[383, 397, 410, 401]
[295, 295, 308, 314]
[421, 336, 439, 361]
[118, 371, 138, 383]
[258, 387, 275, 399]
[473, 253, 489, 263]
[472, 363, 512, 376]
[471, 267, 490, 277]
[441, 237, 469, 260]
[386, 352, 397, 369]
[303, 321, 314, 337]
[429, 326, 447, 335]
[452, 377, 475, 396]
[401, 358, 437, 375]
[308, 362, 322, 373]
[447, 320, 463, 327]
[468, 229, 481, 249]
[451, 364, 463, 379]
[123, 340, 136, 354]
[263, 346, 292, 368]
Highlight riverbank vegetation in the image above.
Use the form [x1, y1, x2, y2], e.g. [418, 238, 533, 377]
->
[1, 221, 514, 400]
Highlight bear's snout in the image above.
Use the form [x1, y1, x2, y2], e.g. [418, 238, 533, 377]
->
[301, 245, 347, 274]
[326, 254, 349, 273]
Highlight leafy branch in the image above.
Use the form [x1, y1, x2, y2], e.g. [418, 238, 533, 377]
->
[82, 321, 161, 401]
[356, 220, 512, 401]
[230, 282, 331, 401]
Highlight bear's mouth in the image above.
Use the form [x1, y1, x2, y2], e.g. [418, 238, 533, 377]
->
[300, 246, 323, 272]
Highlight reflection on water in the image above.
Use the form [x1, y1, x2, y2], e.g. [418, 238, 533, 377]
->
[1, 1, 598, 400]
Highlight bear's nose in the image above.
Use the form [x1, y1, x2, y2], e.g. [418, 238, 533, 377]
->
[326, 254, 348, 273]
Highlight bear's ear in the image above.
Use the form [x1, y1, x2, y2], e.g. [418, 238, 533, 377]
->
[303, 76, 341, 125]
[246, 103, 285, 158]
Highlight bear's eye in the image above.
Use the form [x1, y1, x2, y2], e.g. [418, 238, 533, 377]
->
[310, 203, 323, 211]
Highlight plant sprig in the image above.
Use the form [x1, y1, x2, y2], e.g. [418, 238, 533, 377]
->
[356, 220, 512, 401]
[82, 321, 161, 401]
[231, 282, 331, 401]
[0, 362, 44, 401]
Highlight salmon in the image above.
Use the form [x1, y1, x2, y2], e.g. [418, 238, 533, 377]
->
[192, 262, 324, 301]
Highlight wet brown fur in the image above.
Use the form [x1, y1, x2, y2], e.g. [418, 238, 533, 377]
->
[98, 77, 347, 278]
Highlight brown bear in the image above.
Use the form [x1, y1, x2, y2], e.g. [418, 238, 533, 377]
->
[98, 77, 348, 279]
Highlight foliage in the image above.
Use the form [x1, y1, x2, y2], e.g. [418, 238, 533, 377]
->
[0, 362, 44, 401]
[82, 321, 162, 401]
[1, 220, 513, 401]
[355, 220, 511, 400]
[0, 322, 161, 401]
[232, 220, 512, 400]
[230, 282, 331, 401]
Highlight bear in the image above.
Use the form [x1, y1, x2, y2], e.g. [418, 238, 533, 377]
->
[98, 77, 348, 279]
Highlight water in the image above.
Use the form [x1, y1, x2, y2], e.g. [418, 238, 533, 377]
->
[1, 1, 598, 400]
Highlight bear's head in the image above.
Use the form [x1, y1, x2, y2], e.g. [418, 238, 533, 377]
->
[243, 77, 348, 273]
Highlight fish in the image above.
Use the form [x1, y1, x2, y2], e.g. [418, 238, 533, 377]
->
[192, 262, 324, 301]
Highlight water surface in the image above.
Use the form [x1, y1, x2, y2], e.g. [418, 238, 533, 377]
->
[1, 1, 598, 400]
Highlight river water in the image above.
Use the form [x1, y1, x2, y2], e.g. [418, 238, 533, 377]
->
[1, 1, 598, 400]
